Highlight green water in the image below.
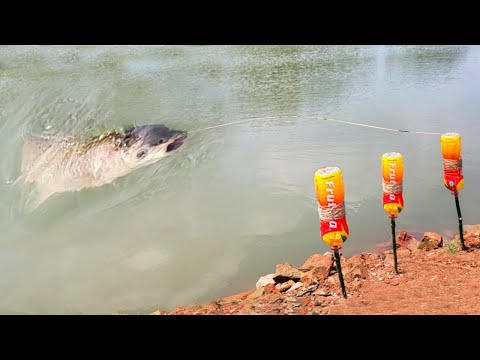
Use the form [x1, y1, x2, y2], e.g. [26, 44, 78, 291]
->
[0, 45, 479, 314]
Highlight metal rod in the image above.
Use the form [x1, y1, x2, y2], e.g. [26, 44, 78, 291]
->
[454, 192, 467, 250]
[390, 215, 399, 274]
[333, 248, 347, 299]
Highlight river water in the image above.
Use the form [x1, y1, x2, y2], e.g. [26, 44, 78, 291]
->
[0, 45, 479, 314]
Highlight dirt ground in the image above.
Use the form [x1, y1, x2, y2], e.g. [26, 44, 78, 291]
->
[148, 225, 480, 316]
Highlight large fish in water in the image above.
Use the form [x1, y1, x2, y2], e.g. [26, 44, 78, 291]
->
[19, 124, 187, 211]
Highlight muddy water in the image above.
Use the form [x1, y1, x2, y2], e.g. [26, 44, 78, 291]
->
[0, 45, 479, 314]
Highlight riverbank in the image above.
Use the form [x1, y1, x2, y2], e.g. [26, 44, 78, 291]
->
[147, 224, 480, 315]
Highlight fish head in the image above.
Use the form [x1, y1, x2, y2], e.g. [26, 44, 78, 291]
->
[118, 124, 187, 168]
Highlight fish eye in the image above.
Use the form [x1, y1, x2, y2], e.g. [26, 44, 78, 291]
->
[137, 149, 148, 158]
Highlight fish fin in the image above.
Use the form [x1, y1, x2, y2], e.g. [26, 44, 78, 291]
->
[21, 135, 51, 174]
[23, 184, 58, 213]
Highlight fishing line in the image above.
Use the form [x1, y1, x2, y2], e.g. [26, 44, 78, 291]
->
[188, 114, 443, 135]
[153, 114, 443, 178]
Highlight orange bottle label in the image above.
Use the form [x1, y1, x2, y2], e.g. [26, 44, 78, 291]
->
[314, 167, 345, 206]
[381, 152, 404, 183]
[441, 133, 461, 161]
[444, 170, 464, 192]
[382, 192, 404, 215]
[320, 216, 349, 247]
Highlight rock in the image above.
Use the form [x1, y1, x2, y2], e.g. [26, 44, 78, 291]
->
[456, 231, 480, 249]
[312, 288, 330, 296]
[246, 287, 265, 300]
[359, 252, 383, 263]
[220, 290, 254, 304]
[256, 273, 276, 289]
[299, 263, 334, 286]
[150, 310, 167, 315]
[464, 224, 480, 234]
[406, 240, 421, 253]
[273, 263, 303, 283]
[397, 249, 411, 258]
[203, 302, 220, 314]
[451, 232, 480, 249]
[396, 230, 420, 253]
[265, 283, 280, 294]
[418, 232, 443, 251]
[344, 263, 368, 282]
[345, 254, 364, 267]
[286, 282, 303, 293]
[299, 253, 334, 274]
[328, 254, 347, 276]
[300, 269, 318, 286]
[325, 275, 338, 285]
[296, 285, 318, 297]
[269, 297, 283, 304]
[465, 234, 480, 249]
[279, 280, 295, 292]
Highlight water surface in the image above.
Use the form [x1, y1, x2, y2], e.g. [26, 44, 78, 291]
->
[0, 45, 479, 314]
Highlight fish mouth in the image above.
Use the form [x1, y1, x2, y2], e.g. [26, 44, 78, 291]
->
[166, 132, 187, 152]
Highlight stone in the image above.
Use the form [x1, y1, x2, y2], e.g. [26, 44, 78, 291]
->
[396, 230, 420, 253]
[345, 254, 364, 267]
[246, 287, 265, 301]
[279, 280, 295, 292]
[312, 288, 330, 296]
[359, 252, 383, 263]
[465, 234, 480, 249]
[406, 239, 421, 253]
[464, 224, 480, 234]
[269, 297, 283, 304]
[265, 283, 280, 294]
[286, 282, 303, 293]
[344, 263, 368, 282]
[273, 263, 303, 283]
[418, 232, 443, 251]
[256, 273, 276, 289]
[455, 231, 480, 249]
[220, 290, 254, 304]
[300, 269, 318, 286]
[296, 285, 318, 297]
[299, 262, 334, 286]
[299, 253, 334, 275]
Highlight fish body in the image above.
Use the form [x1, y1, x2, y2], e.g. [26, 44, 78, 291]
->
[20, 124, 187, 210]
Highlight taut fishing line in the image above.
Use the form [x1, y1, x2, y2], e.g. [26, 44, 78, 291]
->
[188, 114, 443, 135]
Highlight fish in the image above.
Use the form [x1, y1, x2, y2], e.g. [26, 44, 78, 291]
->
[19, 124, 187, 211]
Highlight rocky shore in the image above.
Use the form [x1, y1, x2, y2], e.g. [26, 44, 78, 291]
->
[146, 224, 480, 315]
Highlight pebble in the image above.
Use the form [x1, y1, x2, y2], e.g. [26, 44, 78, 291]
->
[286, 282, 303, 293]
[296, 285, 318, 297]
